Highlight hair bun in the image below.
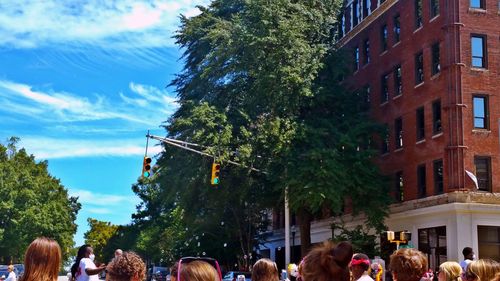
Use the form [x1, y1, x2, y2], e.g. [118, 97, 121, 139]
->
[333, 242, 353, 268]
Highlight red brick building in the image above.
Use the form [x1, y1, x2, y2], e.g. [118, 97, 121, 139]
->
[259, 0, 500, 269]
[337, 0, 500, 266]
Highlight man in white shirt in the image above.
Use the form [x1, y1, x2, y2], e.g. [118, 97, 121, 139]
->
[5, 265, 16, 281]
[75, 246, 106, 281]
[459, 247, 474, 273]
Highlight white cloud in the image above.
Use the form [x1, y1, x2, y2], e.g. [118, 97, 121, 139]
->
[69, 189, 141, 216]
[20, 137, 164, 159]
[0, 0, 211, 50]
[70, 189, 140, 207]
[0, 79, 178, 125]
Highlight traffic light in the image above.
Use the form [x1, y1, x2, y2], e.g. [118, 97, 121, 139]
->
[211, 162, 221, 185]
[142, 157, 152, 177]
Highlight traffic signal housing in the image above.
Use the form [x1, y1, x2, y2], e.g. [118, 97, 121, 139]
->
[143, 157, 152, 177]
[211, 162, 221, 185]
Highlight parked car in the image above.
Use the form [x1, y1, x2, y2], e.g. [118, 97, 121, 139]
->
[222, 271, 251, 281]
[0, 270, 9, 281]
[147, 266, 169, 281]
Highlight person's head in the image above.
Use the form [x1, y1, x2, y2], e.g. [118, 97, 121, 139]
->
[252, 258, 279, 281]
[350, 253, 370, 279]
[105, 251, 146, 281]
[71, 244, 92, 277]
[7, 265, 13, 272]
[464, 259, 500, 281]
[299, 241, 353, 281]
[179, 260, 219, 281]
[389, 248, 427, 281]
[171, 262, 179, 281]
[438, 262, 462, 281]
[115, 249, 123, 258]
[20, 237, 61, 281]
[462, 248, 474, 260]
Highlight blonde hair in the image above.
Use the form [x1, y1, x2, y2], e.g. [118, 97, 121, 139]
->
[252, 259, 279, 281]
[439, 262, 462, 281]
[465, 259, 500, 281]
[389, 248, 427, 281]
[20, 237, 61, 281]
[180, 260, 219, 281]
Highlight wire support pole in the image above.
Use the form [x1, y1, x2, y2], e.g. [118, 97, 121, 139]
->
[146, 134, 266, 174]
[144, 130, 150, 157]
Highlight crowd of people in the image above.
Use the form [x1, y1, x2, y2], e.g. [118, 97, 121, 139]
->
[6, 237, 500, 281]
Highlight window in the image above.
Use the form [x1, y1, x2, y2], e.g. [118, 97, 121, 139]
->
[470, 0, 485, 9]
[430, 0, 440, 18]
[415, 51, 424, 84]
[353, 1, 359, 26]
[381, 25, 388, 52]
[474, 157, 491, 191]
[393, 15, 401, 43]
[432, 100, 442, 134]
[381, 74, 389, 103]
[354, 47, 359, 71]
[473, 95, 488, 129]
[363, 0, 371, 16]
[432, 42, 441, 75]
[478, 226, 500, 260]
[416, 107, 425, 141]
[364, 39, 370, 64]
[395, 171, 404, 202]
[419, 226, 447, 270]
[395, 117, 403, 148]
[434, 160, 443, 194]
[417, 164, 426, 198]
[415, 0, 423, 29]
[361, 85, 371, 111]
[381, 126, 389, 154]
[394, 65, 402, 96]
[471, 35, 487, 68]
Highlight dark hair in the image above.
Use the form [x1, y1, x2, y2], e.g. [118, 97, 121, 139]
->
[71, 244, 90, 278]
[300, 241, 353, 281]
[352, 253, 370, 271]
[171, 262, 179, 279]
[462, 247, 473, 257]
[106, 251, 146, 281]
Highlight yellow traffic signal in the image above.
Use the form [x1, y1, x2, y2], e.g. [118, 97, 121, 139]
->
[143, 157, 152, 177]
[211, 162, 221, 185]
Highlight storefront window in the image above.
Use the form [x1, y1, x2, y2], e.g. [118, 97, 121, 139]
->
[418, 226, 447, 271]
[478, 226, 500, 260]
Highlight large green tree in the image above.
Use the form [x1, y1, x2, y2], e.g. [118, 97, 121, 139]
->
[0, 137, 80, 263]
[134, 0, 391, 263]
[84, 218, 119, 263]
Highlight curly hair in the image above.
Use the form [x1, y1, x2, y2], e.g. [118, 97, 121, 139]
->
[299, 241, 353, 281]
[252, 258, 279, 281]
[106, 251, 146, 281]
[390, 248, 427, 281]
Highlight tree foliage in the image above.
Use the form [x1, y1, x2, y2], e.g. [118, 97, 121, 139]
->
[84, 218, 119, 262]
[131, 0, 391, 263]
[0, 137, 80, 263]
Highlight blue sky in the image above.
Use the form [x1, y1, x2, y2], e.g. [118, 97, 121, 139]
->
[0, 0, 209, 246]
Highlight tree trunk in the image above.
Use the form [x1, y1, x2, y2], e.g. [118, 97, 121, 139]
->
[297, 208, 312, 258]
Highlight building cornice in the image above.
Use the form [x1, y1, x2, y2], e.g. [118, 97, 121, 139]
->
[337, 0, 399, 47]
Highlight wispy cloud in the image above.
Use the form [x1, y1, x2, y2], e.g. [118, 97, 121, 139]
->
[70, 189, 140, 207]
[69, 189, 141, 216]
[0, 0, 210, 50]
[0, 79, 177, 125]
[20, 137, 164, 159]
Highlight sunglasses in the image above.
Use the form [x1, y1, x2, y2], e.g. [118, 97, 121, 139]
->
[177, 257, 223, 281]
